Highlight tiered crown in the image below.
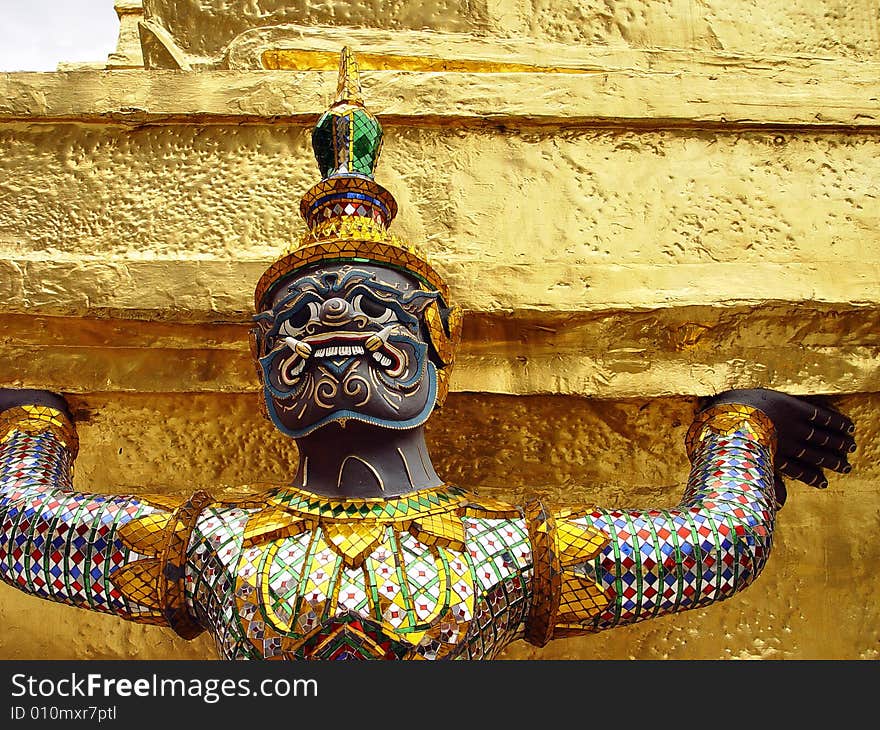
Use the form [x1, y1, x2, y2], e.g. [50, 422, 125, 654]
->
[254, 48, 449, 312]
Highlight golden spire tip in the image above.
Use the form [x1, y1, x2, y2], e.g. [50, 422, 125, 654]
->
[335, 47, 365, 106]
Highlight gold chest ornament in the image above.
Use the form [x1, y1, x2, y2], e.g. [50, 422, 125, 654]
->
[114, 486, 611, 659]
[234, 486, 527, 659]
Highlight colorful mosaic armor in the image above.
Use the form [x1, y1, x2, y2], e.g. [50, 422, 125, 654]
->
[0, 401, 779, 659]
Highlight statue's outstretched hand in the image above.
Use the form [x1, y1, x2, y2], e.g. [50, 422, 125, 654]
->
[0, 388, 71, 418]
[702, 388, 855, 499]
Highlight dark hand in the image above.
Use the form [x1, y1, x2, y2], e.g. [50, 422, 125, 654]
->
[0, 388, 71, 419]
[702, 388, 855, 497]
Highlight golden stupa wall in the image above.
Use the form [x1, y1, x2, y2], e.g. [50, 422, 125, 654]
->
[0, 0, 878, 659]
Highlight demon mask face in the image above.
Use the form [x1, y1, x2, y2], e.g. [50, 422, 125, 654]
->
[251, 263, 443, 438]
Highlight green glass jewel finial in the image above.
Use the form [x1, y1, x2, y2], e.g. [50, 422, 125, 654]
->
[311, 48, 384, 179]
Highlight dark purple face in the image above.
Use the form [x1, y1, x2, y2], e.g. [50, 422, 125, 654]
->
[252, 264, 441, 438]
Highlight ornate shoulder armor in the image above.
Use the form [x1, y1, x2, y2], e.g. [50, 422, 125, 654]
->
[523, 500, 610, 647]
[111, 490, 214, 639]
[0, 405, 79, 457]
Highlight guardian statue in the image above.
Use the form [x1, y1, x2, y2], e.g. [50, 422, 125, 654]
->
[0, 51, 855, 660]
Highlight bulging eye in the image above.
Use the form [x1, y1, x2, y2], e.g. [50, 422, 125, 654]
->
[280, 302, 319, 335]
[352, 294, 397, 324]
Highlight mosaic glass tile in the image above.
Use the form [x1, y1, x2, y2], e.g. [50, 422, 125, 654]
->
[0, 400, 781, 658]
[0, 428, 167, 622]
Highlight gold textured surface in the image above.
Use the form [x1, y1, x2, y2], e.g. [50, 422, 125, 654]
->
[106, 1, 145, 69]
[2, 307, 878, 399]
[0, 122, 877, 322]
[138, 0, 880, 66]
[262, 49, 603, 74]
[3, 63, 879, 127]
[0, 1, 878, 661]
[0, 392, 876, 659]
[0, 120, 878, 400]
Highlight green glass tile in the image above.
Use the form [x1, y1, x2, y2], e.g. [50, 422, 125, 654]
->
[311, 114, 337, 178]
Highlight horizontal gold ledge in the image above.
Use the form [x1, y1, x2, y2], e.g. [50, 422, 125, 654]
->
[2, 259, 879, 319]
[6, 306, 880, 349]
[3, 344, 877, 398]
[3, 306, 878, 397]
[261, 49, 599, 75]
[1, 61, 879, 130]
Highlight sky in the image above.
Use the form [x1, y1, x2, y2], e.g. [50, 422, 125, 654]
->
[0, 0, 120, 71]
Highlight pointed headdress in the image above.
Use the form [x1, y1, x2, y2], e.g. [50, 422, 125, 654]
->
[254, 48, 461, 403]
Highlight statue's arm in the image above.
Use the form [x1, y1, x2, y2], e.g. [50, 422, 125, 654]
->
[0, 389, 207, 637]
[527, 389, 855, 642]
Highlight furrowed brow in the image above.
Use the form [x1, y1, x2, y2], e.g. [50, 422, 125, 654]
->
[342, 277, 439, 306]
[271, 279, 327, 316]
